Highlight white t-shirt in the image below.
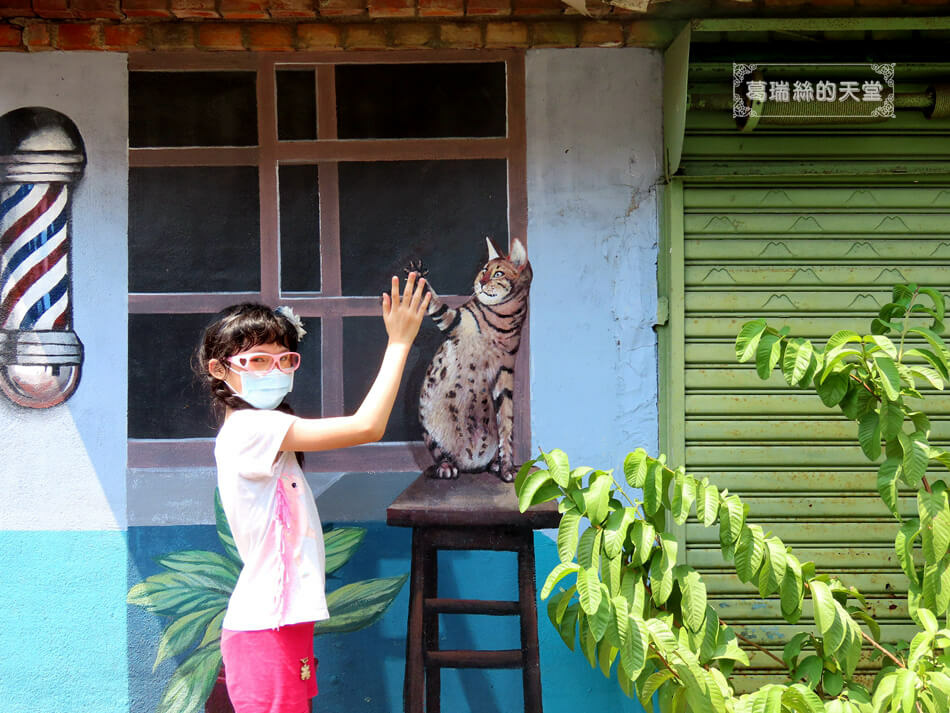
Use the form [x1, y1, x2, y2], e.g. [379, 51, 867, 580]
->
[215, 409, 330, 631]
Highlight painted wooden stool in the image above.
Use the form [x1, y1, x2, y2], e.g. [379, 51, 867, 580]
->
[387, 470, 561, 713]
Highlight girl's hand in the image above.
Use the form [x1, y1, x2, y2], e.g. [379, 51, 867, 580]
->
[382, 271, 431, 347]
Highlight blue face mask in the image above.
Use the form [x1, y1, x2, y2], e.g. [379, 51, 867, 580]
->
[228, 368, 294, 410]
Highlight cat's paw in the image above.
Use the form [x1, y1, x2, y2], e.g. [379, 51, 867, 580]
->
[403, 259, 430, 280]
[435, 461, 459, 479]
[497, 464, 517, 483]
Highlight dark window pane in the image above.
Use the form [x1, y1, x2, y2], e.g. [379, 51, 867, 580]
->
[335, 63, 507, 139]
[288, 317, 321, 419]
[129, 167, 261, 293]
[129, 314, 322, 438]
[279, 165, 320, 292]
[130, 71, 257, 148]
[343, 317, 442, 442]
[339, 160, 509, 296]
[276, 69, 317, 141]
[129, 313, 218, 439]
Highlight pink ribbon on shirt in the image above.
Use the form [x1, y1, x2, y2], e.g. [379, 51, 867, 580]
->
[273, 478, 294, 624]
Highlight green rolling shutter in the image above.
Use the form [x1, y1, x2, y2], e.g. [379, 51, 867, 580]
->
[663, 61, 950, 692]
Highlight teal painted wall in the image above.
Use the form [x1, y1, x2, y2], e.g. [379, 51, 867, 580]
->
[0, 531, 129, 713]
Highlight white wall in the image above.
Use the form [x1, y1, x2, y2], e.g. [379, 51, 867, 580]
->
[527, 48, 664, 474]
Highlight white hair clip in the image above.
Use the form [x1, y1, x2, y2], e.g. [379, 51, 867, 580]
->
[275, 305, 307, 341]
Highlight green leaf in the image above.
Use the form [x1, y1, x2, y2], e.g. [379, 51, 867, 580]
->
[324, 527, 368, 575]
[810, 580, 837, 638]
[873, 354, 902, 401]
[823, 669, 844, 697]
[153, 607, 223, 672]
[756, 333, 783, 380]
[597, 637, 618, 678]
[214, 488, 242, 565]
[577, 527, 602, 571]
[817, 372, 849, 407]
[784, 683, 825, 713]
[518, 469, 555, 513]
[718, 495, 745, 552]
[827, 329, 863, 351]
[621, 615, 649, 680]
[919, 287, 946, 322]
[604, 507, 635, 560]
[540, 562, 580, 600]
[155, 643, 222, 713]
[901, 432, 930, 487]
[876, 458, 902, 519]
[558, 602, 579, 651]
[895, 519, 921, 586]
[750, 684, 784, 713]
[127, 572, 231, 616]
[699, 482, 720, 527]
[781, 555, 804, 624]
[783, 632, 809, 669]
[735, 524, 765, 584]
[911, 365, 945, 390]
[577, 567, 603, 615]
[858, 411, 882, 461]
[638, 670, 675, 708]
[795, 654, 822, 689]
[906, 348, 949, 380]
[643, 462, 665, 517]
[736, 319, 768, 363]
[908, 630, 936, 670]
[880, 400, 905, 440]
[869, 334, 898, 358]
[783, 338, 815, 387]
[624, 448, 649, 488]
[893, 668, 919, 713]
[674, 565, 707, 632]
[557, 508, 582, 563]
[908, 326, 950, 369]
[585, 472, 612, 525]
[629, 520, 655, 568]
[514, 457, 539, 494]
[758, 537, 787, 598]
[672, 470, 696, 526]
[645, 618, 677, 654]
[314, 574, 408, 635]
[578, 611, 598, 667]
[649, 535, 677, 605]
[544, 448, 571, 488]
[588, 584, 612, 641]
[155, 550, 240, 587]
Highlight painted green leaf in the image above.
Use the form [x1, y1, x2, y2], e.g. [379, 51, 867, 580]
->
[736, 319, 768, 363]
[858, 411, 882, 461]
[540, 562, 580, 600]
[674, 564, 707, 633]
[153, 607, 223, 672]
[735, 524, 765, 584]
[197, 609, 225, 649]
[544, 448, 571, 487]
[756, 332, 782, 380]
[313, 574, 407, 635]
[782, 337, 814, 387]
[214, 488, 242, 565]
[127, 573, 231, 616]
[623, 448, 649, 488]
[155, 643, 222, 713]
[156, 550, 240, 587]
[671, 470, 696, 526]
[557, 508, 581, 563]
[324, 527, 367, 575]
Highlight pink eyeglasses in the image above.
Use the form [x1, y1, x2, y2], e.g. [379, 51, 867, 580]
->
[228, 351, 301, 375]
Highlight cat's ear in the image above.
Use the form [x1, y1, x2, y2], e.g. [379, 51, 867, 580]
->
[485, 237, 501, 261]
[508, 238, 528, 268]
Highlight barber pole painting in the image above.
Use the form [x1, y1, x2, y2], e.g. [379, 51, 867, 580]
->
[0, 107, 86, 408]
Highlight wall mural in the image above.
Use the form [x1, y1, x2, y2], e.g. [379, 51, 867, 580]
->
[419, 238, 533, 482]
[0, 107, 86, 408]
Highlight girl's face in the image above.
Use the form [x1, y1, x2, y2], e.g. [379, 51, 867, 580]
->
[208, 341, 295, 396]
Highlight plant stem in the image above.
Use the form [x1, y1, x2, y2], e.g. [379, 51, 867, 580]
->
[859, 629, 904, 668]
[732, 630, 786, 668]
[922, 475, 933, 494]
[611, 476, 638, 508]
[651, 645, 681, 681]
[849, 372, 879, 400]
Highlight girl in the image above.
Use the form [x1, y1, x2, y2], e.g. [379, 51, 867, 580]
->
[196, 272, 431, 713]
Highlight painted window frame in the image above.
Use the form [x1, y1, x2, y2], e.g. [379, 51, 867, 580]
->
[128, 51, 530, 472]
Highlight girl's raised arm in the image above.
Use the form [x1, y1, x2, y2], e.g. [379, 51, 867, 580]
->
[281, 272, 431, 453]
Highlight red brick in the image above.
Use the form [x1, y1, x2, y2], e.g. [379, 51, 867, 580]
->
[578, 19, 622, 46]
[392, 21, 435, 45]
[121, 0, 171, 17]
[530, 20, 575, 45]
[513, 0, 562, 16]
[368, 0, 414, 17]
[170, 0, 217, 18]
[0, 23, 23, 46]
[297, 21, 340, 46]
[418, 0, 463, 16]
[103, 22, 147, 48]
[344, 22, 386, 48]
[72, 0, 124, 18]
[55, 21, 103, 48]
[197, 22, 245, 48]
[484, 20, 527, 46]
[438, 21, 480, 46]
[219, 0, 270, 18]
[318, 0, 365, 15]
[269, 0, 317, 18]
[246, 22, 293, 49]
[23, 20, 52, 47]
[626, 18, 673, 46]
[32, 0, 75, 18]
[0, 0, 34, 18]
[466, 0, 510, 14]
[147, 21, 195, 47]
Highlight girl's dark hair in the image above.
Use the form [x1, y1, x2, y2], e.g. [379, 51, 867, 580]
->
[194, 303, 304, 464]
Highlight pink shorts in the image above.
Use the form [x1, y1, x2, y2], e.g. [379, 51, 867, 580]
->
[221, 621, 318, 713]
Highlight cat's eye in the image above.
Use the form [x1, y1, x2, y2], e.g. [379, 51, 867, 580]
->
[493, 270, 504, 278]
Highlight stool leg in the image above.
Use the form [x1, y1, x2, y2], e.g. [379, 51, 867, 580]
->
[518, 533, 543, 713]
[423, 544, 440, 713]
[405, 528, 426, 713]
